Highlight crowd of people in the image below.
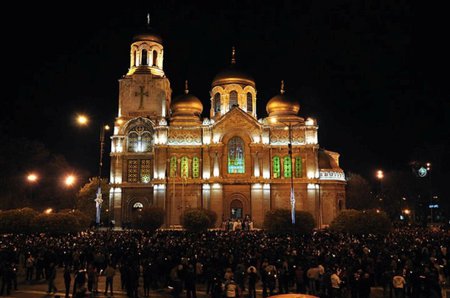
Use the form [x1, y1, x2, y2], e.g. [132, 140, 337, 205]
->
[0, 226, 448, 297]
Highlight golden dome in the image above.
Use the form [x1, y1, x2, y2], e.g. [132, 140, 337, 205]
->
[318, 150, 339, 169]
[212, 47, 255, 88]
[133, 27, 163, 44]
[266, 81, 300, 116]
[171, 81, 203, 116]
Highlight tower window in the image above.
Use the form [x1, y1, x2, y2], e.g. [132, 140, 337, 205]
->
[214, 93, 221, 113]
[133, 51, 137, 67]
[141, 49, 148, 65]
[229, 91, 238, 109]
[128, 132, 139, 152]
[153, 50, 158, 66]
[228, 137, 245, 174]
[247, 92, 253, 112]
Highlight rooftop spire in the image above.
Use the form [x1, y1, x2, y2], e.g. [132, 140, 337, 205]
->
[231, 46, 236, 64]
[147, 13, 150, 27]
[280, 80, 285, 94]
[185, 80, 189, 94]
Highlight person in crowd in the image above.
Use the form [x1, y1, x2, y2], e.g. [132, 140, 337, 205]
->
[63, 265, 71, 298]
[247, 266, 258, 298]
[104, 263, 116, 296]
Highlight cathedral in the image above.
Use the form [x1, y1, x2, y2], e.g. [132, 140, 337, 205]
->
[108, 27, 346, 228]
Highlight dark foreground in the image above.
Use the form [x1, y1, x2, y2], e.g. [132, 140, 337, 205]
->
[0, 227, 449, 298]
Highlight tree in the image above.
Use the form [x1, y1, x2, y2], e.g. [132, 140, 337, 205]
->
[0, 207, 38, 234]
[330, 209, 392, 235]
[345, 172, 374, 210]
[263, 209, 315, 234]
[135, 207, 165, 232]
[31, 212, 82, 235]
[181, 208, 211, 232]
[76, 177, 110, 223]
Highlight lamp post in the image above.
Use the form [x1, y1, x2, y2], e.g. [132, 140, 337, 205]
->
[376, 170, 384, 209]
[77, 114, 110, 226]
[26, 173, 38, 201]
[270, 118, 299, 225]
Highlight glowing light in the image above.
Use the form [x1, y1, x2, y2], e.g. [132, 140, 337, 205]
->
[104, 125, 110, 131]
[307, 171, 315, 179]
[213, 133, 221, 144]
[65, 175, 76, 186]
[263, 183, 270, 190]
[203, 171, 210, 179]
[44, 208, 53, 214]
[307, 183, 318, 190]
[117, 119, 124, 125]
[253, 135, 260, 143]
[252, 183, 262, 189]
[376, 170, 384, 180]
[202, 184, 210, 190]
[212, 183, 221, 189]
[76, 114, 89, 125]
[27, 173, 38, 183]
[403, 209, 411, 215]
[376, 209, 380, 213]
[263, 170, 270, 179]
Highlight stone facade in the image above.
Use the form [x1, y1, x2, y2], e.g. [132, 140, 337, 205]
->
[108, 30, 346, 228]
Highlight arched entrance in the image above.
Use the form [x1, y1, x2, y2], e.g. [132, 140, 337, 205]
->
[131, 202, 144, 226]
[230, 199, 243, 219]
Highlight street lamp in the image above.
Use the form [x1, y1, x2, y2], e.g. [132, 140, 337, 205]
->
[376, 170, 384, 208]
[270, 116, 301, 224]
[65, 174, 76, 187]
[26, 173, 39, 201]
[77, 114, 111, 226]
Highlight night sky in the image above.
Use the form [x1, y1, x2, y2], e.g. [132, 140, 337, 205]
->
[3, 2, 449, 195]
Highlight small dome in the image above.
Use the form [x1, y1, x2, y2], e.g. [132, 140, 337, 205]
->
[266, 80, 300, 116]
[212, 67, 255, 88]
[171, 81, 203, 116]
[133, 27, 163, 44]
[318, 150, 339, 169]
[212, 47, 255, 88]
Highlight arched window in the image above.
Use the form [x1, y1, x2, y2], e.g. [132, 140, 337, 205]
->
[141, 132, 152, 152]
[181, 156, 189, 178]
[141, 49, 148, 65]
[228, 137, 245, 174]
[170, 157, 177, 177]
[295, 157, 303, 178]
[128, 132, 139, 152]
[272, 156, 281, 178]
[192, 157, 200, 178]
[229, 91, 238, 109]
[153, 50, 158, 66]
[247, 92, 253, 112]
[283, 156, 292, 178]
[133, 51, 137, 67]
[214, 93, 221, 113]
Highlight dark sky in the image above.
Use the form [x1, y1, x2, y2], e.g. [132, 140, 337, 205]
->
[3, 2, 449, 192]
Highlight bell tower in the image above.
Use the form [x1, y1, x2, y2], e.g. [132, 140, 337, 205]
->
[117, 19, 172, 121]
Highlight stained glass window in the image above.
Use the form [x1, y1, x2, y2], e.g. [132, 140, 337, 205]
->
[247, 92, 252, 112]
[228, 137, 245, 174]
[214, 93, 221, 112]
[273, 156, 281, 178]
[140, 159, 152, 183]
[229, 91, 238, 109]
[181, 156, 189, 178]
[141, 132, 152, 152]
[128, 132, 138, 152]
[295, 157, 303, 178]
[127, 159, 138, 182]
[283, 156, 292, 178]
[170, 157, 177, 178]
[192, 157, 200, 178]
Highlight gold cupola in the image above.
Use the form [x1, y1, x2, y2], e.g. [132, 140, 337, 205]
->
[210, 47, 257, 119]
[266, 80, 300, 117]
[171, 81, 203, 125]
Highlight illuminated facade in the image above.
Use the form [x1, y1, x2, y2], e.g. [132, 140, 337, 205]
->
[109, 29, 346, 228]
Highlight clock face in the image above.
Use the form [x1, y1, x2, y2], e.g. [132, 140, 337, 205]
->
[418, 167, 427, 177]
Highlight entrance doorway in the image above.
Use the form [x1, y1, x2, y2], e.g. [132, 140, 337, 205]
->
[230, 199, 243, 219]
